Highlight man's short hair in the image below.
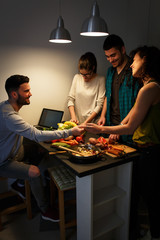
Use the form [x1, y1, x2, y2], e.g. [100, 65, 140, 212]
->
[103, 34, 124, 51]
[5, 75, 29, 97]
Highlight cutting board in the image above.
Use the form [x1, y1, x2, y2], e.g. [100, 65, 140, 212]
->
[102, 142, 137, 159]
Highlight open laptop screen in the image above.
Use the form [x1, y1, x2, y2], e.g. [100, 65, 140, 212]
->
[38, 108, 64, 129]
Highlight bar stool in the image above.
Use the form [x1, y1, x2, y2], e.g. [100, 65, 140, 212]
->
[0, 177, 32, 230]
[49, 165, 76, 240]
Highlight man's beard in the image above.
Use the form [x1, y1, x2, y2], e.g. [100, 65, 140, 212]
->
[115, 55, 125, 68]
[17, 94, 30, 106]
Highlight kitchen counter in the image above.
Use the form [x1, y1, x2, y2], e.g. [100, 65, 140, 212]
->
[39, 140, 139, 240]
[40, 141, 138, 177]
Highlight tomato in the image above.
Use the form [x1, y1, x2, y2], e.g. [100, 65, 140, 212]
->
[76, 136, 84, 143]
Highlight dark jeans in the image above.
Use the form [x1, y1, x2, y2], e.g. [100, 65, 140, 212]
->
[0, 138, 55, 212]
[130, 145, 160, 239]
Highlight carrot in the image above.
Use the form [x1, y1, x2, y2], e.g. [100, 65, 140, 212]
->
[60, 140, 78, 146]
[109, 145, 124, 152]
[107, 148, 122, 156]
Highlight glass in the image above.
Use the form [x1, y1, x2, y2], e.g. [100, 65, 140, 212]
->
[79, 71, 93, 77]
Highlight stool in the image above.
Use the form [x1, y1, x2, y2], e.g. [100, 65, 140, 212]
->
[0, 177, 32, 231]
[49, 165, 76, 240]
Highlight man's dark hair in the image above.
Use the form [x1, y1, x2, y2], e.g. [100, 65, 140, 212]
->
[5, 75, 29, 97]
[78, 52, 97, 73]
[103, 34, 125, 51]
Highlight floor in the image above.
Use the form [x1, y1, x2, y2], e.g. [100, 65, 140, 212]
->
[0, 209, 77, 240]
[0, 186, 77, 240]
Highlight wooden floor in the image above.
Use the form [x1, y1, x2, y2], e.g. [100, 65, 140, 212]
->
[0, 209, 77, 240]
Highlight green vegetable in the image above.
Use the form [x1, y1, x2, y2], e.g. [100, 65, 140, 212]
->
[51, 142, 71, 148]
[43, 127, 53, 131]
[57, 121, 77, 130]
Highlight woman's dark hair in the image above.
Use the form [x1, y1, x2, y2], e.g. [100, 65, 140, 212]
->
[131, 46, 160, 82]
[103, 34, 124, 52]
[5, 74, 29, 97]
[78, 52, 97, 73]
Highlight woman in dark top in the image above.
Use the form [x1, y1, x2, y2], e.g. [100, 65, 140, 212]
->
[81, 46, 160, 240]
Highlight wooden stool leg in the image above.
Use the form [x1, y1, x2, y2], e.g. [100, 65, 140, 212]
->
[0, 215, 2, 231]
[50, 178, 57, 208]
[59, 190, 65, 240]
[25, 180, 32, 219]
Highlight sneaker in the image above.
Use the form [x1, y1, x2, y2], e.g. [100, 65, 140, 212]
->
[41, 208, 59, 222]
[11, 180, 26, 199]
[138, 231, 151, 240]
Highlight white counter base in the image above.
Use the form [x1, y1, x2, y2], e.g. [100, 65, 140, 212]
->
[76, 162, 132, 240]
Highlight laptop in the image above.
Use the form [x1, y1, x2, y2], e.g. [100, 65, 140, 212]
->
[35, 108, 64, 130]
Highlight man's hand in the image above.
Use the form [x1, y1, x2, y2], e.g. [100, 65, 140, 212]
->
[71, 126, 84, 136]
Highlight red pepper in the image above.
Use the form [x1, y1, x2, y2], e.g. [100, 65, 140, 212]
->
[97, 137, 107, 144]
[51, 139, 64, 143]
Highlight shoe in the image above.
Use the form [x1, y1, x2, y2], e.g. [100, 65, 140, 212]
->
[138, 230, 151, 240]
[11, 180, 26, 199]
[41, 208, 59, 222]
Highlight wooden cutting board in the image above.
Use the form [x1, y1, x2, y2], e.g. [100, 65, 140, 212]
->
[102, 142, 137, 159]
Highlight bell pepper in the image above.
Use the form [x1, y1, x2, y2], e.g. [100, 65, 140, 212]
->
[97, 137, 108, 144]
[51, 139, 64, 143]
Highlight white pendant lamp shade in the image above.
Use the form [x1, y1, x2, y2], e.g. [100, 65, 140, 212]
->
[49, 16, 72, 43]
[80, 1, 109, 37]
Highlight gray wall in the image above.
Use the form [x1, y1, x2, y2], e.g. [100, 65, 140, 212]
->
[0, 0, 159, 124]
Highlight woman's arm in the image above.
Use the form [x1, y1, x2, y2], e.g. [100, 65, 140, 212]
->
[83, 83, 159, 135]
[97, 97, 107, 125]
[83, 111, 97, 124]
[67, 75, 79, 124]
[68, 106, 79, 124]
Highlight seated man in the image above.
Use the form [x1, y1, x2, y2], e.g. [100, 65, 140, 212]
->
[0, 74, 84, 222]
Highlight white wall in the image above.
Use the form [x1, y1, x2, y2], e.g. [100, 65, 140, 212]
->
[0, 0, 160, 125]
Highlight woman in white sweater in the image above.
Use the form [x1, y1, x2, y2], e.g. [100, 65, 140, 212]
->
[67, 52, 106, 124]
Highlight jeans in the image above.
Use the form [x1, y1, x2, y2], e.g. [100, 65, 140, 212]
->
[0, 139, 57, 212]
[130, 145, 160, 238]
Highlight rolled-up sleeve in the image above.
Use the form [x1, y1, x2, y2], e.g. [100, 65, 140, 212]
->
[67, 74, 78, 107]
[94, 76, 106, 114]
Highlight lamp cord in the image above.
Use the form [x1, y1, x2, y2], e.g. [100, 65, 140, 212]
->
[59, 0, 61, 16]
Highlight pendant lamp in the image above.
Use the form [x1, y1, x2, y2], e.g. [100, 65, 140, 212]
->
[49, 0, 72, 43]
[80, 1, 109, 37]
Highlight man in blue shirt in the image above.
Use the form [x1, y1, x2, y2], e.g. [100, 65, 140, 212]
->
[98, 34, 141, 144]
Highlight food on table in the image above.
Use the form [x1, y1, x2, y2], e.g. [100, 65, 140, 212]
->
[51, 135, 125, 157]
[51, 142, 71, 148]
[72, 144, 100, 157]
[60, 139, 79, 146]
[51, 138, 78, 146]
[89, 136, 125, 156]
[58, 121, 77, 130]
[88, 137, 97, 145]
[104, 146, 124, 156]
[65, 136, 74, 140]
[43, 126, 54, 131]
[76, 134, 85, 143]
